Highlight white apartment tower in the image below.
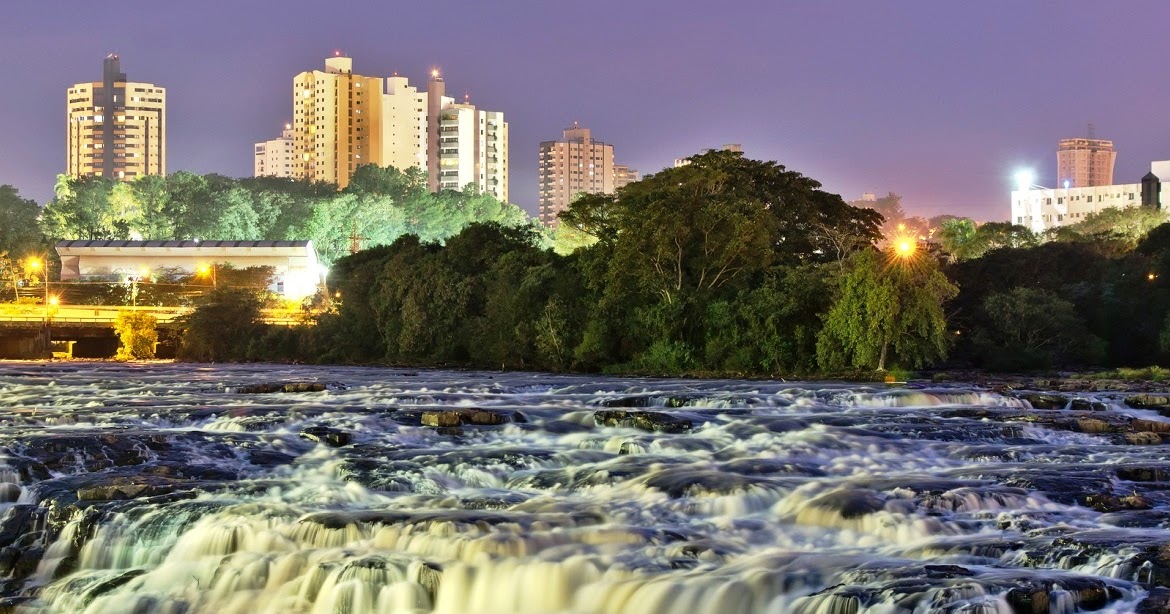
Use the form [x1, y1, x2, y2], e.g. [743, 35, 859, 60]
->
[538, 124, 637, 228]
[427, 72, 508, 200]
[254, 124, 297, 178]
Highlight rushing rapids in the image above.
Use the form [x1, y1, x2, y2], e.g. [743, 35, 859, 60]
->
[1, 364, 1170, 612]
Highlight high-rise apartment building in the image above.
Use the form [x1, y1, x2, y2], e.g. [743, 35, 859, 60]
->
[265, 57, 507, 198]
[254, 125, 297, 178]
[1057, 137, 1116, 188]
[614, 164, 639, 191]
[382, 73, 427, 173]
[66, 54, 166, 180]
[291, 55, 383, 190]
[539, 124, 635, 228]
[427, 73, 508, 200]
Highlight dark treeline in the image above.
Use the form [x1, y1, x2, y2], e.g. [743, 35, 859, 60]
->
[191, 150, 1170, 375]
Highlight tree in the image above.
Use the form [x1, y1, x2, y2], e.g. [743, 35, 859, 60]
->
[0, 185, 43, 258]
[178, 288, 265, 361]
[114, 310, 158, 360]
[818, 248, 958, 371]
[972, 287, 1104, 370]
[1050, 205, 1168, 252]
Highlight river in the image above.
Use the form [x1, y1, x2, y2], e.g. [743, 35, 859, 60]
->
[0, 362, 1168, 613]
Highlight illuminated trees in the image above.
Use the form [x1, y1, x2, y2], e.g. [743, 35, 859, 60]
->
[817, 247, 958, 372]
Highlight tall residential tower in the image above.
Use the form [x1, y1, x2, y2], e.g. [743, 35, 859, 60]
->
[291, 55, 383, 190]
[66, 54, 166, 180]
[538, 124, 634, 228]
[1057, 137, 1116, 188]
[263, 56, 507, 199]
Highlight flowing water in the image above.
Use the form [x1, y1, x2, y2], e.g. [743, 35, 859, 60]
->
[0, 363, 1168, 613]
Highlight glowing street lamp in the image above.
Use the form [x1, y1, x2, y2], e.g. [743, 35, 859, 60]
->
[196, 263, 217, 288]
[894, 238, 917, 259]
[1014, 169, 1036, 191]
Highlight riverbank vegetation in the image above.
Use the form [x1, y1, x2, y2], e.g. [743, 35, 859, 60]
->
[5, 150, 1170, 375]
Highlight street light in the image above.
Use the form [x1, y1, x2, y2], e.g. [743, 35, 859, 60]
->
[894, 238, 917, 260]
[196, 263, 217, 288]
[1014, 169, 1036, 191]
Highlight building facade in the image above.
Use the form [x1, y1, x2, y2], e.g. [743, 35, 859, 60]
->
[538, 124, 636, 228]
[291, 55, 384, 189]
[427, 72, 508, 200]
[263, 57, 507, 199]
[254, 125, 297, 178]
[1010, 161, 1169, 233]
[55, 240, 321, 300]
[614, 164, 639, 191]
[66, 54, 166, 180]
[1057, 138, 1116, 188]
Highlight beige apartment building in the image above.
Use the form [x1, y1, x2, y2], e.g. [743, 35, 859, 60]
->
[382, 74, 428, 173]
[538, 124, 639, 228]
[254, 125, 296, 178]
[66, 54, 165, 180]
[1057, 137, 1116, 188]
[614, 164, 639, 191]
[291, 55, 383, 189]
[261, 57, 507, 199]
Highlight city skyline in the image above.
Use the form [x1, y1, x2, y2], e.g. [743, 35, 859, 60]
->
[5, 1, 1170, 219]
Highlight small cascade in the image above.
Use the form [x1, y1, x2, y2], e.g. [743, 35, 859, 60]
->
[0, 363, 1162, 613]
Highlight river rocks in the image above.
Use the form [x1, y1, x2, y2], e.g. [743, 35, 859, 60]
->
[1124, 431, 1165, 445]
[299, 426, 351, 447]
[76, 476, 188, 501]
[1138, 587, 1170, 613]
[228, 381, 328, 394]
[419, 408, 520, 428]
[1017, 393, 1068, 409]
[1128, 394, 1170, 409]
[593, 410, 693, 433]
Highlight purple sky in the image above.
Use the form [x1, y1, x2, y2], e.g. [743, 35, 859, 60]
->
[3, 1, 1169, 220]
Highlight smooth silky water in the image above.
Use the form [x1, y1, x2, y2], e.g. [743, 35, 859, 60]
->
[0, 362, 1165, 613]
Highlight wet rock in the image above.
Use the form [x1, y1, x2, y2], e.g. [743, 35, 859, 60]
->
[601, 396, 692, 408]
[1006, 584, 1051, 614]
[1070, 399, 1109, 412]
[1133, 419, 1170, 433]
[1128, 394, 1170, 409]
[1018, 393, 1068, 409]
[594, 410, 693, 433]
[1075, 418, 1115, 433]
[1116, 467, 1170, 482]
[1137, 587, 1170, 613]
[923, 564, 974, 578]
[300, 426, 351, 447]
[230, 381, 327, 394]
[76, 476, 187, 501]
[419, 409, 518, 428]
[1126, 432, 1167, 445]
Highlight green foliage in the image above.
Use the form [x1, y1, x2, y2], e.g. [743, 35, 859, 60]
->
[1049, 205, 1168, 252]
[178, 288, 265, 362]
[37, 166, 529, 267]
[937, 219, 1038, 261]
[972, 287, 1104, 370]
[818, 248, 958, 371]
[113, 310, 158, 360]
[0, 185, 45, 259]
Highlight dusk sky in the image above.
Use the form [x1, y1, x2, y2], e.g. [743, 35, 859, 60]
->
[3, 1, 1170, 220]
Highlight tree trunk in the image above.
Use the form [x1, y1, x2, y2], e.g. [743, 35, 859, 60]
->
[877, 337, 888, 372]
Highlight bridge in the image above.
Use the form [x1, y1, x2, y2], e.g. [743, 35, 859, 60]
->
[0, 304, 312, 358]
